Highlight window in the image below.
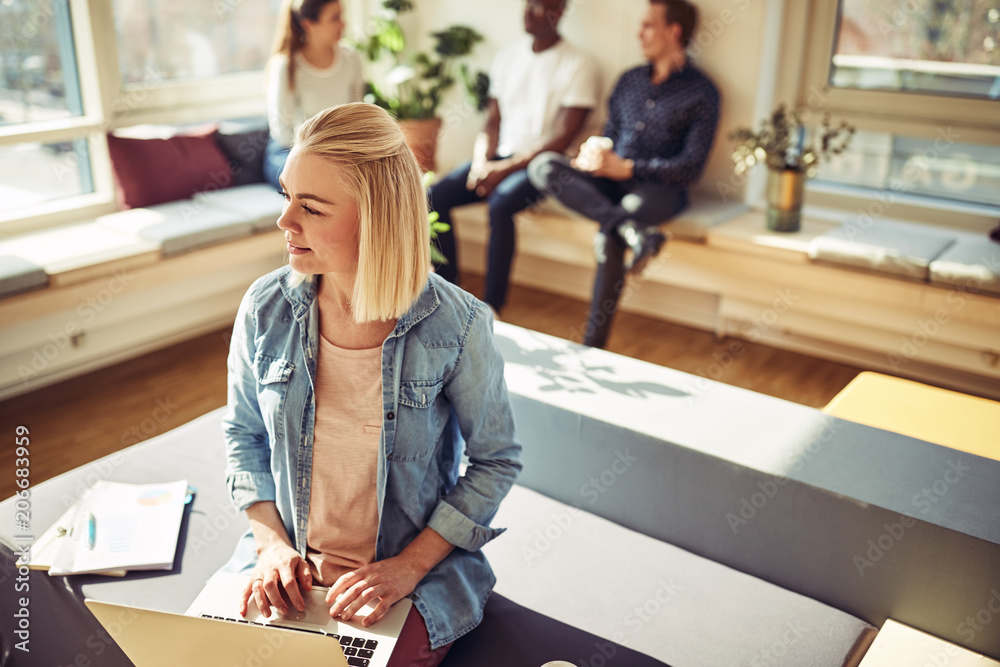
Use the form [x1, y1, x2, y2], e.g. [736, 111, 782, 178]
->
[832, 0, 1000, 99]
[0, 0, 285, 232]
[817, 129, 1000, 209]
[112, 0, 278, 86]
[787, 0, 1000, 229]
[0, 0, 84, 124]
[0, 1, 98, 219]
[0, 139, 93, 216]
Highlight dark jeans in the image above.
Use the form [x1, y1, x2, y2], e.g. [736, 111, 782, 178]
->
[528, 152, 687, 349]
[264, 137, 290, 189]
[428, 160, 544, 312]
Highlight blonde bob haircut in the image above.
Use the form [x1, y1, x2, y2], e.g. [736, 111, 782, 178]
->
[290, 103, 430, 324]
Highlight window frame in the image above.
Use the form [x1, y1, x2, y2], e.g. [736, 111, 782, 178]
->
[0, 0, 118, 234]
[0, 0, 279, 235]
[772, 0, 1000, 232]
[801, 0, 1000, 141]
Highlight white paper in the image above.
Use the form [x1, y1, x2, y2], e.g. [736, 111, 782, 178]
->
[48, 479, 188, 576]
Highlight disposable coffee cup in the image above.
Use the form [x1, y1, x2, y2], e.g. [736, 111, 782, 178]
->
[583, 135, 614, 152]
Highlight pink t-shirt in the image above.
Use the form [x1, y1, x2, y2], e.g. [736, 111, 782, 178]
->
[305, 334, 383, 586]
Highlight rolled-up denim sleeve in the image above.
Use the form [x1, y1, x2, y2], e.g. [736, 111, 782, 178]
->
[432, 302, 522, 552]
[222, 283, 277, 511]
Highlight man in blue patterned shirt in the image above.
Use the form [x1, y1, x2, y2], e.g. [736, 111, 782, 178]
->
[529, 0, 720, 348]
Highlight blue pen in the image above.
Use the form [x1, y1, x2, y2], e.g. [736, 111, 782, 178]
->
[86, 512, 97, 550]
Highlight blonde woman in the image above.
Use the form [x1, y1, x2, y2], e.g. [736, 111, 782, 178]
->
[264, 0, 364, 188]
[221, 104, 522, 665]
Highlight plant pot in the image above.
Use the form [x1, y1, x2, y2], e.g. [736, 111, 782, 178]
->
[399, 118, 442, 173]
[765, 168, 805, 232]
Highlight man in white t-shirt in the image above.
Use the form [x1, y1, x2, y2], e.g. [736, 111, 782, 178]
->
[429, 0, 599, 315]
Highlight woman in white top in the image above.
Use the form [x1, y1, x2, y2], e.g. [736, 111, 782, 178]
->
[264, 0, 364, 188]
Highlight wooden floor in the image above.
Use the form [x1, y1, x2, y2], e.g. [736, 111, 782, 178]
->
[0, 271, 860, 499]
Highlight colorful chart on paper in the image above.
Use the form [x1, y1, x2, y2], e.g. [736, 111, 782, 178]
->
[137, 489, 174, 506]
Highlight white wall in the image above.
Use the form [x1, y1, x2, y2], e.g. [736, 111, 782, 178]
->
[372, 0, 775, 199]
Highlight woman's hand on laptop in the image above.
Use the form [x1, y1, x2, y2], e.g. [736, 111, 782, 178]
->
[325, 554, 422, 627]
[239, 542, 313, 619]
[326, 527, 455, 627]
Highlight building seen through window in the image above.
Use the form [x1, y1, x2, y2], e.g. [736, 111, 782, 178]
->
[0, 0, 91, 215]
[815, 0, 1000, 210]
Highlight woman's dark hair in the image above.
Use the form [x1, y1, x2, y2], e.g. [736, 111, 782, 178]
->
[271, 0, 340, 91]
[650, 0, 698, 48]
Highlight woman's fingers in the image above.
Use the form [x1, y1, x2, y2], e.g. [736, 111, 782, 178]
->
[252, 577, 271, 618]
[361, 597, 391, 627]
[238, 579, 254, 616]
[339, 584, 383, 622]
[245, 548, 313, 617]
[278, 563, 305, 612]
[329, 576, 368, 618]
[263, 571, 293, 616]
[297, 558, 313, 593]
[326, 569, 360, 606]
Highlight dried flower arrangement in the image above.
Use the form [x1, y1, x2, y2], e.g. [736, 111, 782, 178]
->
[729, 104, 855, 177]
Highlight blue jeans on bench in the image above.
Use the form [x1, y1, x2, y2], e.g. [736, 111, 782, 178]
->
[428, 160, 544, 313]
[264, 137, 290, 189]
[528, 152, 687, 348]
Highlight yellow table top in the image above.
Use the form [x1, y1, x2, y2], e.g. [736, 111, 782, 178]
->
[823, 372, 1000, 462]
[858, 619, 1000, 666]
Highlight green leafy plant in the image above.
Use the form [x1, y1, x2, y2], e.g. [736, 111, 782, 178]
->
[729, 104, 855, 177]
[356, 0, 489, 120]
[423, 171, 450, 264]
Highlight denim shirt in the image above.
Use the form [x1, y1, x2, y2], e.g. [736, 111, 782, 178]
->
[220, 266, 522, 649]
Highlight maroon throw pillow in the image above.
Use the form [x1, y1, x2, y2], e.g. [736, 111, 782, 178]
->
[107, 128, 233, 209]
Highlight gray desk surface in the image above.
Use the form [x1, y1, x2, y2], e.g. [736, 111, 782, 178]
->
[492, 322, 1000, 659]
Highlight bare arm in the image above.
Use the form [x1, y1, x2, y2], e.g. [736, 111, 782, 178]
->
[246, 500, 293, 552]
[498, 105, 591, 174]
[467, 99, 502, 189]
[477, 98, 502, 163]
[238, 501, 312, 617]
[470, 105, 592, 196]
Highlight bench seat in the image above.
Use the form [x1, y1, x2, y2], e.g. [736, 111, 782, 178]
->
[484, 484, 875, 666]
[201, 183, 285, 233]
[515, 190, 750, 242]
[929, 236, 1000, 296]
[0, 254, 48, 298]
[97, 198, 255, 257]
[807, 218, 958, 281]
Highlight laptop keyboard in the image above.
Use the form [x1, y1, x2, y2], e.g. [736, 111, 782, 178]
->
[200, 615, 378, 666]
[339, 634, 379, 664]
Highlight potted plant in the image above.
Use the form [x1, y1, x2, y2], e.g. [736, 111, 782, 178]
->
[356, 0, 489, 171]
[423, 172, 450, 265]
[729, 104, 854, 232]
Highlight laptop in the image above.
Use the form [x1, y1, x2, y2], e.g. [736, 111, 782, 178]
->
[85, 571, 411, 667]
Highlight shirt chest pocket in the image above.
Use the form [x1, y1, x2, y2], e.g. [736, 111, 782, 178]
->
[392, 379, 447, 462]
[254, 354, 295, 442]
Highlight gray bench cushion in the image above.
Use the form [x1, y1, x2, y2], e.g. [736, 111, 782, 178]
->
[0, 254, 48, 297]
[98, 199, 254, 256]
[484, 484, 875, 667]
[200, 183, 285, 232]
[668, 190, 749, 241]
[929, 237, 1000, 296]
[808, 219, 956, 280]
[521, 191, 747, 242]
